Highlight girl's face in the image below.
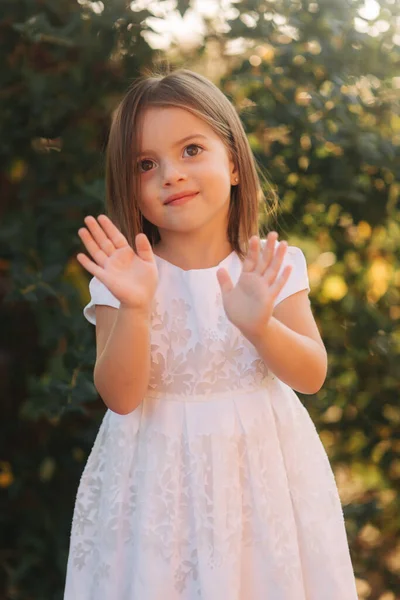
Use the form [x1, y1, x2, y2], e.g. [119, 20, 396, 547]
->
[136, 106, 238, 245]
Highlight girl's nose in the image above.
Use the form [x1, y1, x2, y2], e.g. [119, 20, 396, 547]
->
[161, 162, 188, 185]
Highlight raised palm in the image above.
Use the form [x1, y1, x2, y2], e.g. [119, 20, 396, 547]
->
[76, 214, 158, 311]
[216, 233, 292, 339]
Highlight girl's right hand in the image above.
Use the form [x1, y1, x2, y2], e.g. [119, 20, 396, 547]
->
[76, 214, 158, 312]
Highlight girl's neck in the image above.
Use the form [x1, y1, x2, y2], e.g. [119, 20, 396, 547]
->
[153, 240, 233, 271]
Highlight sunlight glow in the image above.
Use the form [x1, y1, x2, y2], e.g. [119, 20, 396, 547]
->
[358, 0, 380, 20]
[80, 0, 399, 50]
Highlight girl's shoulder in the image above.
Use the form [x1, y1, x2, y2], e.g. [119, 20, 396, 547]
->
[83, 276, 120, 325]
[267, 240, 310, 307]
[260, 238, 305, 260]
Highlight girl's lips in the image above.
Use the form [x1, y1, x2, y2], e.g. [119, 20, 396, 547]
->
[165, 192, 199, 206]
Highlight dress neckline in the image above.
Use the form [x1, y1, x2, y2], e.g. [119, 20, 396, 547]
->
[153, 250, 237, 273]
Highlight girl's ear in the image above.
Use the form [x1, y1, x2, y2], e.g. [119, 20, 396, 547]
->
[227, 150, 239, 185]
[230, 161, 239, 186]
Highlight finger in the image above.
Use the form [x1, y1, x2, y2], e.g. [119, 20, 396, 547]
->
[242, 236, 260, 273]
[256, 231, 278, 275]
[97, 214, 129, 249]
[76, 252, 106, 280]
[78, 228, 109, 268]
[270, 264, 293, 297]
[264, 240, 288, 285]
[135, 233, 155, 262]
[84, 215, 116, 257]
[216, 267, 234, 295]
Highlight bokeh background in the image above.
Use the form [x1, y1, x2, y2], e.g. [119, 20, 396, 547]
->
[1, 0, 399, 598]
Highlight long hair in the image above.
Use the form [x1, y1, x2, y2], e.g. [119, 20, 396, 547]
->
[105, 68, 277, 259]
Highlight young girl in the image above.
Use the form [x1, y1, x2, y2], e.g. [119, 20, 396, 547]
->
[64, 69, 358, 599]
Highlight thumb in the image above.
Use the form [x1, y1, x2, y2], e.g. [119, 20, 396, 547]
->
[135, 233, 154, 262]
[216, 267, 234, 295]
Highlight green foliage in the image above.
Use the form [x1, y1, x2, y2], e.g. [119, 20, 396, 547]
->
[1, 0, 399, 598]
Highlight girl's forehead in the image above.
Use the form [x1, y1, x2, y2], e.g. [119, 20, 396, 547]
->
[138, 106, 213, 139]
[135, 106, 230, 158]
[140, 105, 200, 124]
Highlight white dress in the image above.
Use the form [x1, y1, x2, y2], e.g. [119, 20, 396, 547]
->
[64, 242, 358, 600]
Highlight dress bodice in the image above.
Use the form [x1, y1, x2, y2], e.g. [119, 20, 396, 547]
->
[83, 242, 310, 398]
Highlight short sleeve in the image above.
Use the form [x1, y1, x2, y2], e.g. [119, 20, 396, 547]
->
[83, 276, 120, 325]
[269, 242, 310, 308]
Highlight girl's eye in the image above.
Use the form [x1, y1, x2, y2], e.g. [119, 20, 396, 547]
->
[183, 143, 203, 158]
[139, 159, 154, 173]
[138, 143, 203, 173]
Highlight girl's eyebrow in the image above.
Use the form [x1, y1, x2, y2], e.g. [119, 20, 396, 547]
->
[138, 134, 208, 157]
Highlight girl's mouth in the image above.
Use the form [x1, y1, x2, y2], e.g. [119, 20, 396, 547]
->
[165, 192, 199, 207]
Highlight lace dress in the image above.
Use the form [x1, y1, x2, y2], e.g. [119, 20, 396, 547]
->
[63, 242, 358, 600]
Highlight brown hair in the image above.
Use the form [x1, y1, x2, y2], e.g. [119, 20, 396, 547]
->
[105, 67, 277, 259]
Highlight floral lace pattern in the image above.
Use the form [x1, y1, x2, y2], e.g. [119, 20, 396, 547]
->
[64, 246, 358, 599]
[148, 295, 270, 397]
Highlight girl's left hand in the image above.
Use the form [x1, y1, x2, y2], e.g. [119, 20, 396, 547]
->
[216, 232, 293, 339]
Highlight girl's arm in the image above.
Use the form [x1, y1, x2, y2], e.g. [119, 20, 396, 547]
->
[247, 289, 328, 395]
[76, 216, 158, 415]
[217, 235, 326, 395]
[93, 304, 151, 414]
